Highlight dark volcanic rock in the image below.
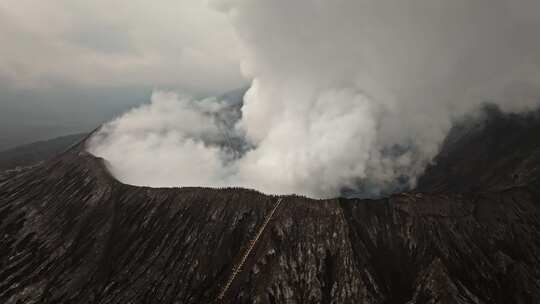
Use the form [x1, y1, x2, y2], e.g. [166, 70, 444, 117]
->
[1, 111, 540, 303]
[417, 106, 540, 193]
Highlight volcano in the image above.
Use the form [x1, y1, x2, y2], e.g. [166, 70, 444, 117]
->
[1, 107, 540, 304]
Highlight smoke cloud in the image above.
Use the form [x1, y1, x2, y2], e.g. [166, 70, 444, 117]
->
[89, 0, 540, 198]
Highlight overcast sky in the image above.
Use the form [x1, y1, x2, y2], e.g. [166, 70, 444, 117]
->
[0, 1, 246, 149]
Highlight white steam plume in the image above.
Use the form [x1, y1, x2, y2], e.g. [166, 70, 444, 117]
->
[89, 0, 540, 198]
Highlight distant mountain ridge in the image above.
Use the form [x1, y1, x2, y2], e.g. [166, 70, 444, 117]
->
[0, 133, 87, 171]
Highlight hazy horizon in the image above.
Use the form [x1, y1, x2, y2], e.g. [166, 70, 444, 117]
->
[0, 1, 247, 149]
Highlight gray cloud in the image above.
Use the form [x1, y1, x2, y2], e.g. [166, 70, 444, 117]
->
[0, 0, 245, 91]
[88, 1, 540, 197]
[0, 1, 248, 149]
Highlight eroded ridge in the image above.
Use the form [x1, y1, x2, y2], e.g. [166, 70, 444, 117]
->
[217, 197, 284, 301]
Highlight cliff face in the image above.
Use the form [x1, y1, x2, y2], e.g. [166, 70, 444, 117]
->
[417, 107, 540, 193]
[1, 110, 540, 304]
